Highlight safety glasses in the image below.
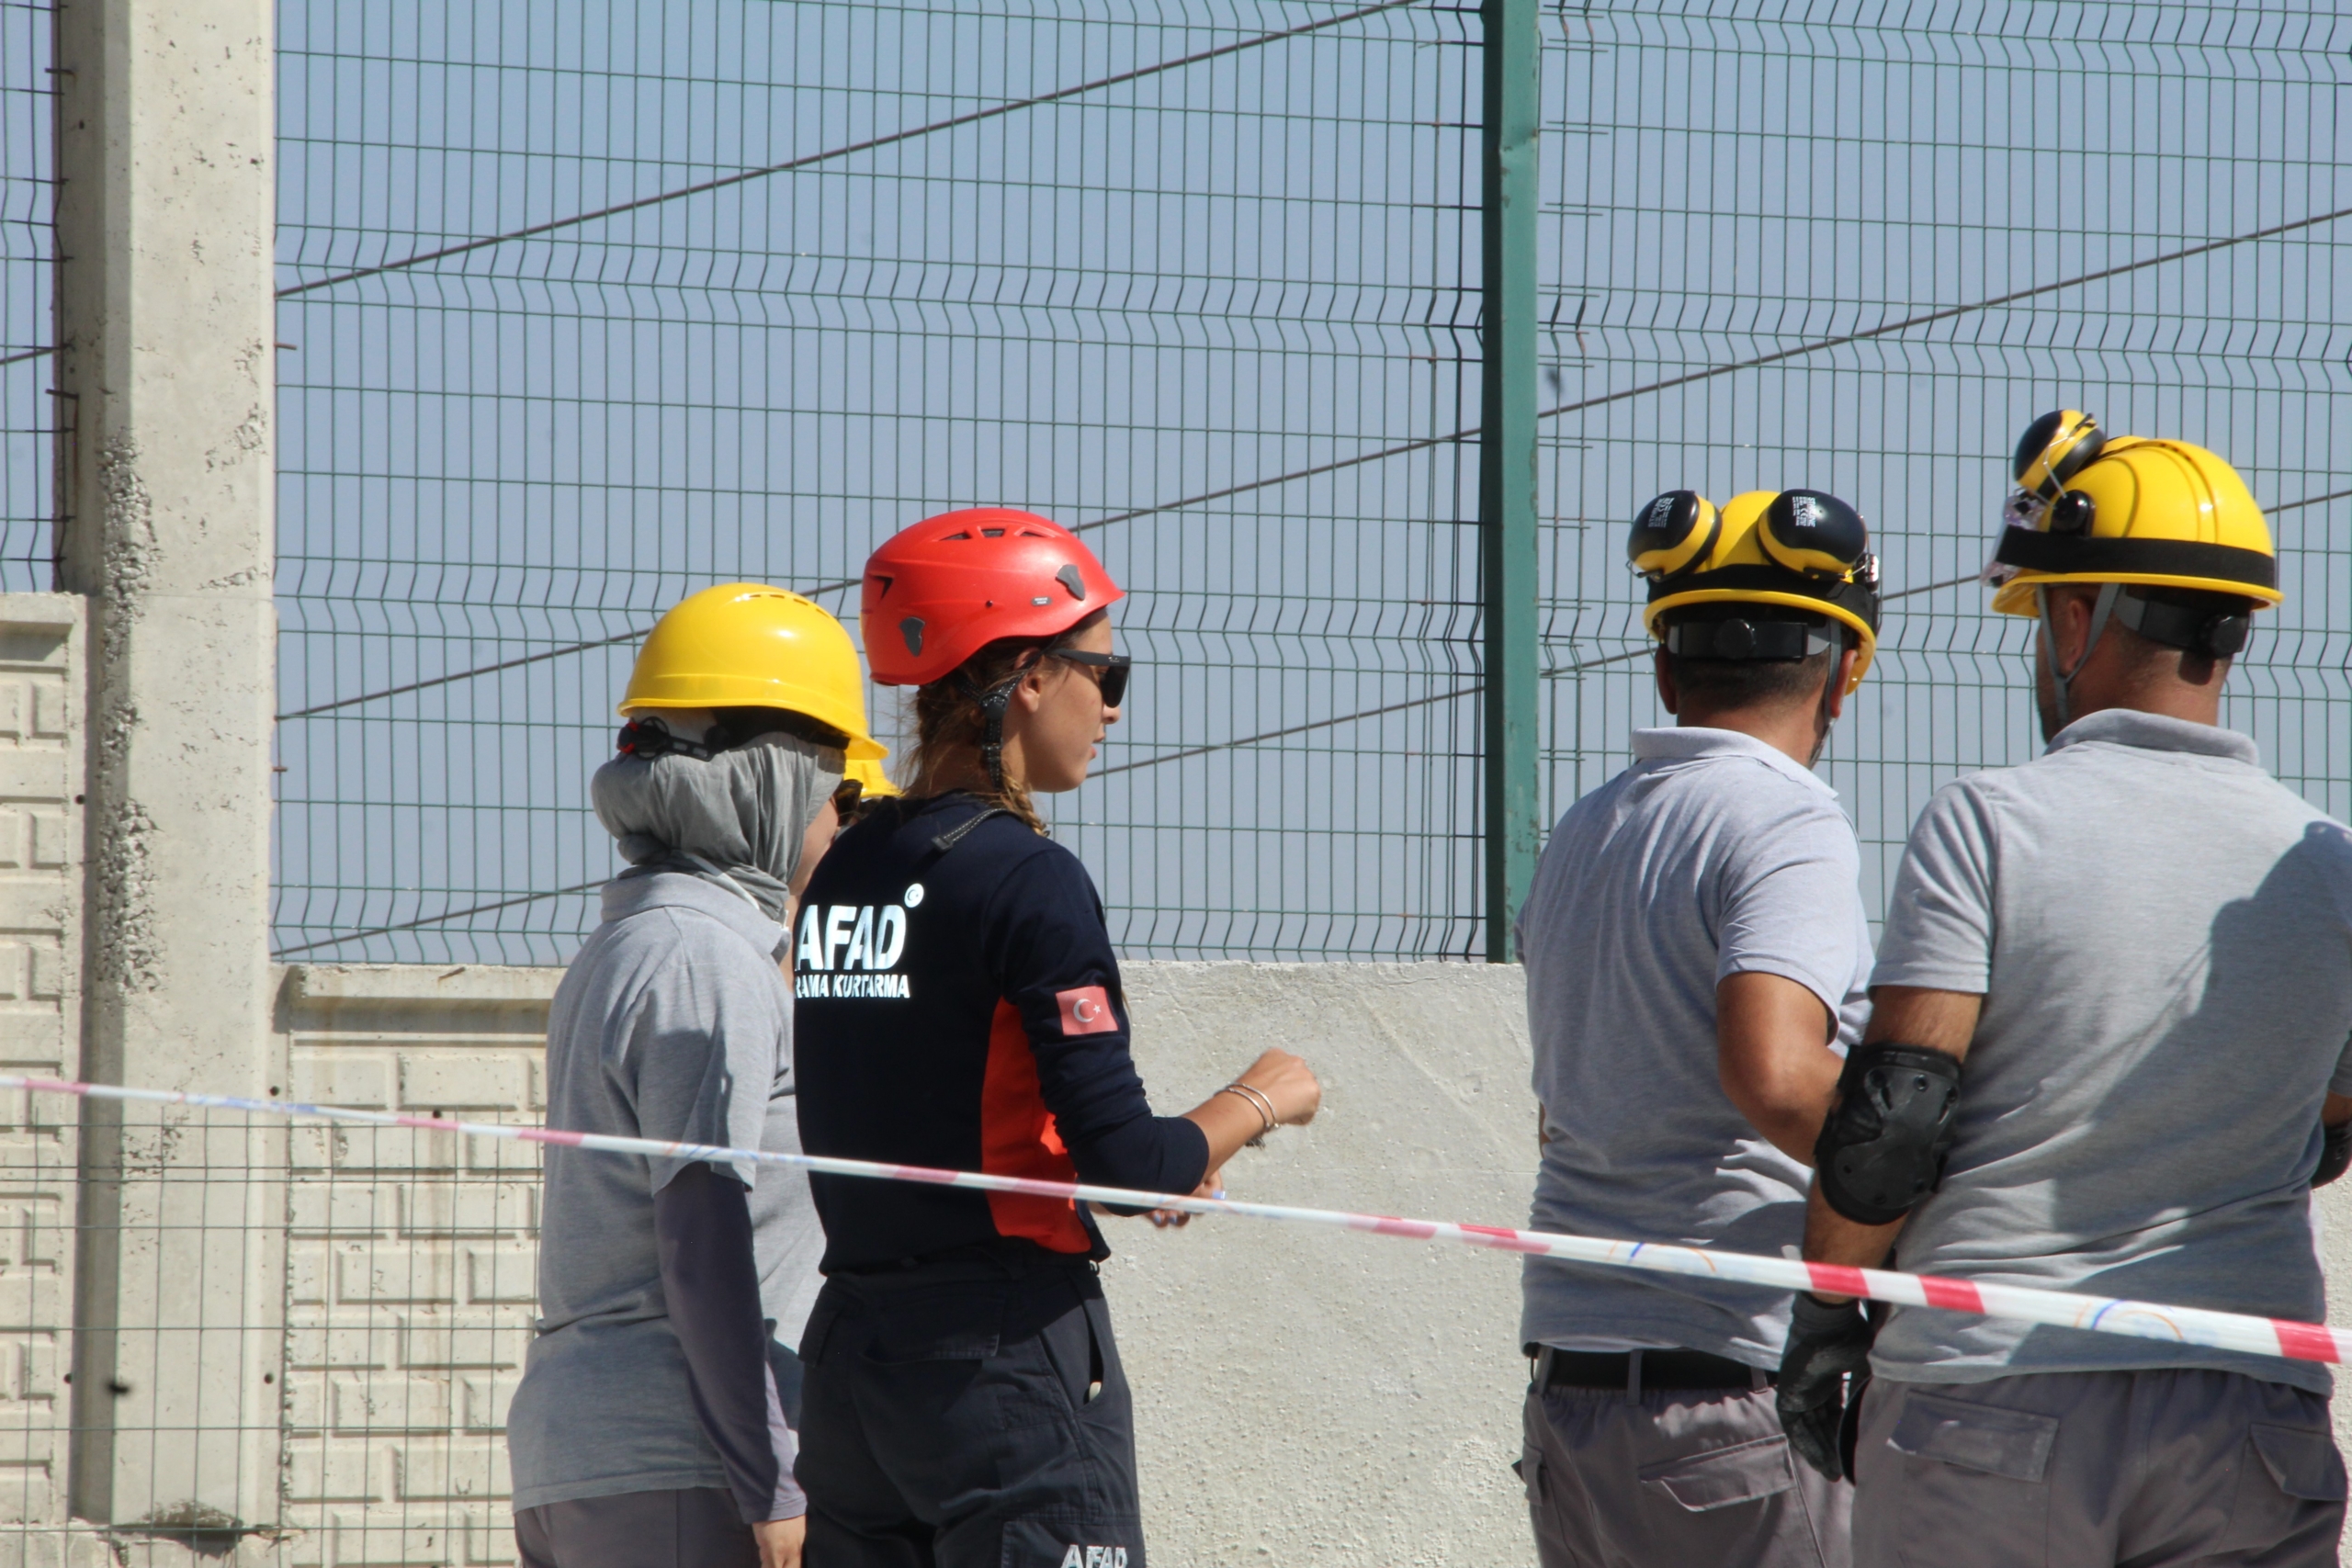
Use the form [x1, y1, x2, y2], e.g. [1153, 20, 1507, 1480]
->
[1047, 649, 1132, 707]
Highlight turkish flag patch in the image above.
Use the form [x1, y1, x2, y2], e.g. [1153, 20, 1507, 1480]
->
[1056, 986, 1118, 1036]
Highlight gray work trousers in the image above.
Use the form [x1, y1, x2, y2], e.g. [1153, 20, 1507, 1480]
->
[1854, 1371, 2346, 1568]
[1521, 1379, 1851, 1568]
[514, 1486, 760, 1568]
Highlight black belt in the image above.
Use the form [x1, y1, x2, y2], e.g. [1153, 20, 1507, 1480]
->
[1535, 1347, 1772, 1393]
[833, 1236, 1098, 1279]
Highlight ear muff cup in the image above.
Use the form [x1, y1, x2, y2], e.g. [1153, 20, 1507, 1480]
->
[1628, 491, 1721, 581]
[1758, 490, 1871, 580]
[2046, 490, 2097, 537]
[2013, 410, 2108, 501]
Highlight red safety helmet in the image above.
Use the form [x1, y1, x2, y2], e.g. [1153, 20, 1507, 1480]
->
[860, 508, 1124, 687]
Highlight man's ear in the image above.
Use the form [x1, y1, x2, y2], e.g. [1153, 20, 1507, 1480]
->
[2041, 585, 2092, 669]
[1655, 649, 1679, 715]
[1822, 646, 1860, 720]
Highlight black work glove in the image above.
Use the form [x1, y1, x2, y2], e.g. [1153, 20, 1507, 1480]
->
[2317, 1120, 2352, 1189]
[1777, 1293, 1877, 1482]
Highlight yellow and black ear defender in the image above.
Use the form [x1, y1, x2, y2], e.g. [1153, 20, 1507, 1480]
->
[1756, 489, 1871, 580]
[2013, 410, 2107, 502]
[1627, 490, 1721, 580]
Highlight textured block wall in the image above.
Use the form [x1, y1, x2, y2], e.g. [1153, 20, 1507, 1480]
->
[277, 966, 555, 1568]
[0, 598, 82, 1546]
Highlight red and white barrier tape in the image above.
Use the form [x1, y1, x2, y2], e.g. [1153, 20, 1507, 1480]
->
[12, 1072, 2343, 1366]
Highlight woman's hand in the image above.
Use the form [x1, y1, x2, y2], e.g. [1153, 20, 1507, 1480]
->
[1148, 1169, 1225, 1229]
[1236, 1048, 1322, 1126]
[1182, 1049, 1323, 1170]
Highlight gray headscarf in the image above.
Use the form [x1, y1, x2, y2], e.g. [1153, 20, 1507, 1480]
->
[592, 730, 844, 922]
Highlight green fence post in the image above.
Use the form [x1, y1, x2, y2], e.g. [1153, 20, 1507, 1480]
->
[1481, 0, 1541, 961]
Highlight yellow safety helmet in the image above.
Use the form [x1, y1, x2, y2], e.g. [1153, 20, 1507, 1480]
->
[619, 582, 887, 760]
[1632, 489, 1882, 694]
[841, 755, 900, 805]
[1988, 419, 2280, 618]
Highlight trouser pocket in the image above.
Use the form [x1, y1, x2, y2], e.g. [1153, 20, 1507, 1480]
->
[1873, 1387, 2056, 1568]
[2220, 1421, 2347, 1554]
[989, 1280, 1141, 1522]
[1637, 1433, 1798, 1512]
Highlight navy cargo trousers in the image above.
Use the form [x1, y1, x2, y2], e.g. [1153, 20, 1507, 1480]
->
[797, 1247, 1144, 1568]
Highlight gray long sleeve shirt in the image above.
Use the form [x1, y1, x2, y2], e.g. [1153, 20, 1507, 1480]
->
[507, 869, 815, 1517]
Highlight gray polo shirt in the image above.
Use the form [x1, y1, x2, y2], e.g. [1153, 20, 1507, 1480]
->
[1519, 727, 1871, 1368]
[1870, 708, 2352, 1396]
[508, 869, 819, 1509]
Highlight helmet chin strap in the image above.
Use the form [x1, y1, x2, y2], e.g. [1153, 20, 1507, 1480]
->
[961, 655, 1041, 795]
[1809, 642, 1842, 766]
[2035, 581, 2121, 730]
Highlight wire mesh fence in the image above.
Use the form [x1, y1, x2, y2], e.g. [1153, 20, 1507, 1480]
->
[266, 0, 2352, 965]
[1538, 1, 2352, 919]
[0, 0, 56, 593]
[270, 0, 1490, 964]
[0, 1095, 541, 1564]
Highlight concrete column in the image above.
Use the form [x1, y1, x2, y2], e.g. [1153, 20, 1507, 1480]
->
[51, 0, 282, 1547]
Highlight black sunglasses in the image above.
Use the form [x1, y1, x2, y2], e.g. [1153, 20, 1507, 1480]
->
[1046, 649, 1132, 707]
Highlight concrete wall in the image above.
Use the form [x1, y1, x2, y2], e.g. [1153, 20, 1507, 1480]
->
[276, 964, 553, 1568]
[262, 959, 2352, 1568]
[1112, 963, 1537, 1568]
[0, 927, 2342, 1564]
[263, 961, 1539, 1568]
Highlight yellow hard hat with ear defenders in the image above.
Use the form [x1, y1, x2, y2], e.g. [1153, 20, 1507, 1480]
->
[620, 582, 888, 760]
[842, 755, 900, 802]
[1987, 423, 2280, 617]
[1632, 489, 1882, 694]
[829, 754, 901, 827]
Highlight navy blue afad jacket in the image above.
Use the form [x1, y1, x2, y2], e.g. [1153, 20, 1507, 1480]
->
[793, 794, 1210, 1270]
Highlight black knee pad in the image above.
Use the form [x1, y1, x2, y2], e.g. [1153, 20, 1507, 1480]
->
[1815, 1043, 1962, 1225]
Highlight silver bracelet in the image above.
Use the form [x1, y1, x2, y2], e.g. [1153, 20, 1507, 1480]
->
[1227, 1081, 1280, 1131]
[1219, 1081, 1279, 1146]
